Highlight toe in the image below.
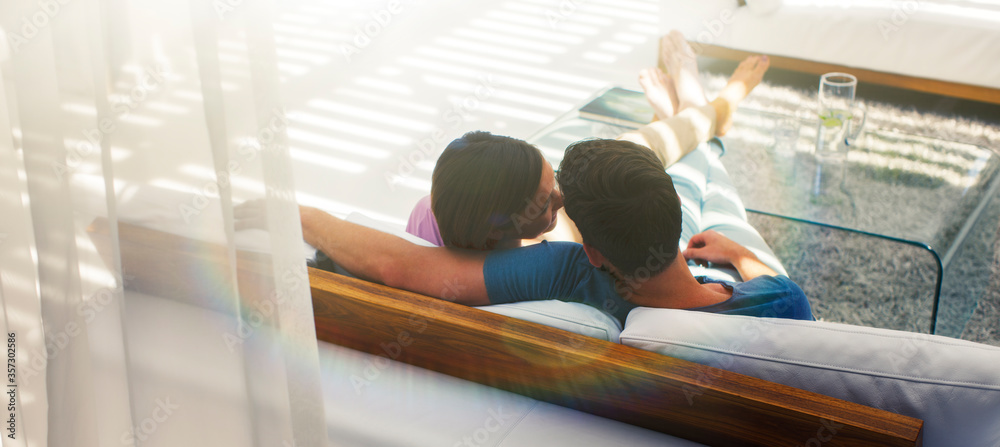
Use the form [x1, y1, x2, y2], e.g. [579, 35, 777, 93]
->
[640, 68, 668, 91]
[638, 69, 654, 87]
[655, 68, 670, 85]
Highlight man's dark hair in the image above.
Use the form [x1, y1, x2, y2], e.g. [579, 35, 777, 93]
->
[557, 139, 682, 277]
[431, 131, 543, 250]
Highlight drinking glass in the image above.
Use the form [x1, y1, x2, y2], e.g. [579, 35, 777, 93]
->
[816, 73, 866, 162]
[773, 116, 800, 157]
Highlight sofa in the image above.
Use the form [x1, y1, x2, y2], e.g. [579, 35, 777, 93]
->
[305, 213, 1000, 446]
[664, 0, 1000, 102]
[99, 175, 1000, 445]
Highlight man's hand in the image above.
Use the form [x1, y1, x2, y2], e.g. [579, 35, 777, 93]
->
[233, 199, 492, 305]
[234, 198, 269, 231]
[235, 201, 493, 306]
[682, 230, 777, 281]
[683, 230, 749, 266]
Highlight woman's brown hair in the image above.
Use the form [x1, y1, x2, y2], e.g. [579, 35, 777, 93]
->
[431, 131, 543, 250]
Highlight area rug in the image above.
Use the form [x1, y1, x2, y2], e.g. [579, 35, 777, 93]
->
[700, 70, 1000, 346]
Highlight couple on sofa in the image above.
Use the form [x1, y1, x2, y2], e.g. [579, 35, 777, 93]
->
[237, 31, 813, 325]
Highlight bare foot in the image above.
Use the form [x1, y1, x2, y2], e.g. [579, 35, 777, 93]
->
[712, 55, 770, 135]
[660, 30, 708, 111]
[638, 67, 679, 121]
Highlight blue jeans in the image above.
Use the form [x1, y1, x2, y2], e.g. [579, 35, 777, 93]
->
[667, 139, 788, 277]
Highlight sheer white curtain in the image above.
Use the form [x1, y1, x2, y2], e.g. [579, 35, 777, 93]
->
[0, 0, 327, 445]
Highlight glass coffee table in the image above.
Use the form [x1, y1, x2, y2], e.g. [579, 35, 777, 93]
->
[721, 108, 1000, 335]
[528, 101, 1000, 335]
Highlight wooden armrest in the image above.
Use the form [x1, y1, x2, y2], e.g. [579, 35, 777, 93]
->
[310, 268, 924, 446]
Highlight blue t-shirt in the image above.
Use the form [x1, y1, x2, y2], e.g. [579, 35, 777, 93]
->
[484, 241, 638, 324]
[483, 241, 813, 325]
[690, 276, 814, 320]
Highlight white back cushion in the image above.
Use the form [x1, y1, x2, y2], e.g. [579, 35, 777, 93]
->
[481, 301, 622, 343]
[620, 309, 1000, 447]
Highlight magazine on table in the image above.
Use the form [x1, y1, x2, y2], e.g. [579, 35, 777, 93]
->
[578, 87, 655, 128]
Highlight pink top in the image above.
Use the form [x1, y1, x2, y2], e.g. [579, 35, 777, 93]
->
[405, 195, 444, 246]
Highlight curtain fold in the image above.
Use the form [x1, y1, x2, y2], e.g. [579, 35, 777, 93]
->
[0, 0, 328, 445]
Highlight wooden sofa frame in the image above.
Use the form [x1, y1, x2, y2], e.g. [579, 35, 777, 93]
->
[310, 268, 923, 446]
[92, 219, 924, 447]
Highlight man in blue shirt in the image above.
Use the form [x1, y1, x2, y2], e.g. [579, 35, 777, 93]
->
[482, 139, 812, 323]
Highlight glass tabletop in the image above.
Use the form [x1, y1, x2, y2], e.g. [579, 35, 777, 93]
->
[718, 108, 1000, 253]
[720, 108, 1000, 336]
[530, 104, 1000, 252]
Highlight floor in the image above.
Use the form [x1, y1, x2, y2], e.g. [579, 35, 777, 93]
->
[275, 0, 664, 224]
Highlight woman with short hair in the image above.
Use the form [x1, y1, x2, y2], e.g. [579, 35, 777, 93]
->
[408, 131, 559, 250]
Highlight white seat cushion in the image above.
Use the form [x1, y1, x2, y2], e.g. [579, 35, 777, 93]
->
[318, 341, 702, 446]
[480, 300, 622, 343]
[620, 308, 1000, 447]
